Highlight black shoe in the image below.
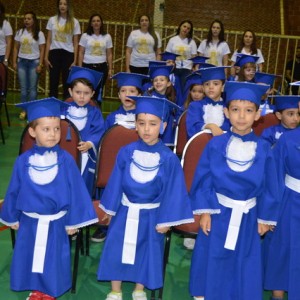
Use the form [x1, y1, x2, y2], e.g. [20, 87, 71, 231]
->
[91, 228, 106, 243]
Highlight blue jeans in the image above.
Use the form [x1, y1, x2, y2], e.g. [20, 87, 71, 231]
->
[17, 58, 40, 103]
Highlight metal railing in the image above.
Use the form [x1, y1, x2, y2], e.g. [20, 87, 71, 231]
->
[7, 15, 300, 99]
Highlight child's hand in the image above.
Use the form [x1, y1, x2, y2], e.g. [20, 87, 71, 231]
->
[77, 141, 92, 153]
[205, 124, 224, 136]
[156, 225, 170, 234]
[11, 224, 19, 230]
[199, 213, 211, 236]
[102, 214, 112, 225]
[66, 228, 79, 235]
[258, 223, 271, 236]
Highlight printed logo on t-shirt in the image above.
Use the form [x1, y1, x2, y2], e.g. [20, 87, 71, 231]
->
[137, 38, 149, 54]
[20, 37, 33, 55]
[174, 45, 187, 60]
[54, 24, 67, 43]
[91, 41, 103, 56]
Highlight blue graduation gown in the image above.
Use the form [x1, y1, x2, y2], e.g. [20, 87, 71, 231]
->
[261, 123, 290, 146]
[104, 106, 136, 131]
[97, 139, 193, 289]
[186, 96, 231, 139]
[264, 127, 300, 299]
[65, 101, 105, 195]
[0, 145, 98, 297]
[189, 131, 279, 300]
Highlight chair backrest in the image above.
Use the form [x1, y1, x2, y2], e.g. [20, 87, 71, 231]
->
[19, 118, 82, 168]
[0, 62, 8, 96]
[181, 131, 213, 192]
[94, 125, 139, 190]
[252, 113, 280, 136]
[173, 110, 188, 157]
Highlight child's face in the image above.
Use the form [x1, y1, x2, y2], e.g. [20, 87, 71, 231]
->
[203, 80, 223, 101]
[24, 14, 34, 29]
[28, 117, 61, 147]
[59, 0, 68, 14]
[276, 108, 300, 129]
[190, 84, 204, 101]
[68, 82, 94, 107]
[136, 113, 164, 145]
[153, 76, 171, 95]
[118, 86, 140, 111]
[243, 66, 255, 81]
[224, 100, 260, 136]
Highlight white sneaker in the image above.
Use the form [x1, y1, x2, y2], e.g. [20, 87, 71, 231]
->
[105, 292, 122, 300]
[132, 290, 147, 300]
[183, 238, 195, 250]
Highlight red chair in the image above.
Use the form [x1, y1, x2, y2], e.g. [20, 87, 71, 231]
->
[252, 113, 280, 136]
[17, 118, 82, 293]
[173, 110, 188, 157]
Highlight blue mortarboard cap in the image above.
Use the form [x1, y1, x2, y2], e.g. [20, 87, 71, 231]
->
[189, 55, 210, 64]
[201, 66, 229, 82]
[185, 72, 203, 86]
[255, 72, 277, 86]
[160, 51, 180, 61]
[272, 95, 300, 111]
[16, 97, 70, 122]
[224, 81, 270, 106]
[149, 65, 173, 79]
[290, 81, 300, 86]
[112, 72, 149, 89]
[149, 60, 167, 68]
[67, 66, 103, 89]
[234, 54, 259, 67]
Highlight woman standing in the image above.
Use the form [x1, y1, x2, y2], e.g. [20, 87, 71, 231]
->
[198, 19, 230, 67]
[13, 12, 45, 120]
[0, 1, 12, 65]
[230, 30, 264, 78]
[78, 14, 113, 102]
[126, 15, 161, 75]
[44, 0, 80, 99]
[165, 20, 197, 98]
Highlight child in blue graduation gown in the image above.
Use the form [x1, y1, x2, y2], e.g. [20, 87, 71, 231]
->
[97, 96, 193, 300]
[0, 98, 98, 299]
[261, 95, 300, 146]
[63, 66, 105, 195]
[189, 82, 280, 300]
[105, 72, 147, 130]
[264, 99, 300, 300]
[186, 66, 231, 139]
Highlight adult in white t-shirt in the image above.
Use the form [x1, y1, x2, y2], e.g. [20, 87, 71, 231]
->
[0, 2, 13, 65]
[197, 19, 230, 70]
[230, 30, 264, 78]
[12, 12, 45, 119]
[44, 0, 80, 99]
[126, 15, 161, 75]
[79, 14, 113, 102]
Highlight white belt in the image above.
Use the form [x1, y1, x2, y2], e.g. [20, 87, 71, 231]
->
[216, 193, 256, 251]
[23, 210, 67, 273]
[285, 174, 300, 193]
[121, 194, 160, 264]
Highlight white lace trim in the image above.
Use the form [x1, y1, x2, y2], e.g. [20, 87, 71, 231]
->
[130, 150, 160, 183]
[275, 131, 283, 140]
[156, 217, 194, 228]
[193, 209, 221, 215]
[257, 218, 277, 226]
[115, 113, 136, 129]
[226, 135, 257, 172]
[65, 218, 99, 229]
[99, 203, 116, 216]
[203, 103, 224, 127]
[28, 151, 58, 185]
[67, 106, 88, 131]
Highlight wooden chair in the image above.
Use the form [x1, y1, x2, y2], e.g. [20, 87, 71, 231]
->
[17, 118, 83, 293]
[0, 62, 10, 127]
[252, 113, 280, 136]
[173, 110, 188, 157]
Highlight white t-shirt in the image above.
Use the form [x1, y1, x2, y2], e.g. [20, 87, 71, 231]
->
[231, 48, 264, 65]
[79, 33, 113, 64]
[165, 35, 197, 70]
[15, 29, 45, 60]
[197, 40, 231, 66]
[46, 16, 81, 52]
[0, 20, 13, 56]
[126, 29, 162, 67]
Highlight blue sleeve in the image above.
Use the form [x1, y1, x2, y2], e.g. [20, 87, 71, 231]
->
[186, 101, 204, 138]
[86, 107, 105, 149]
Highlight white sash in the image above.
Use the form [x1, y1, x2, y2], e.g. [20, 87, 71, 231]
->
[216, 193, 256, 251]
[23, 210, 67, 273]
[121, 194, 160, 264]
[285, 174, 300, 193]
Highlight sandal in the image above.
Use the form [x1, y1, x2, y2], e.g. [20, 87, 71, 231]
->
[26, 291, 44, 300]
[106, 292, 122, 300]
[132, 290, 147, 300]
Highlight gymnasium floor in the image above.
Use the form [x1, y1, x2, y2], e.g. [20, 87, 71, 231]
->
[0, 94, 280, 299]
